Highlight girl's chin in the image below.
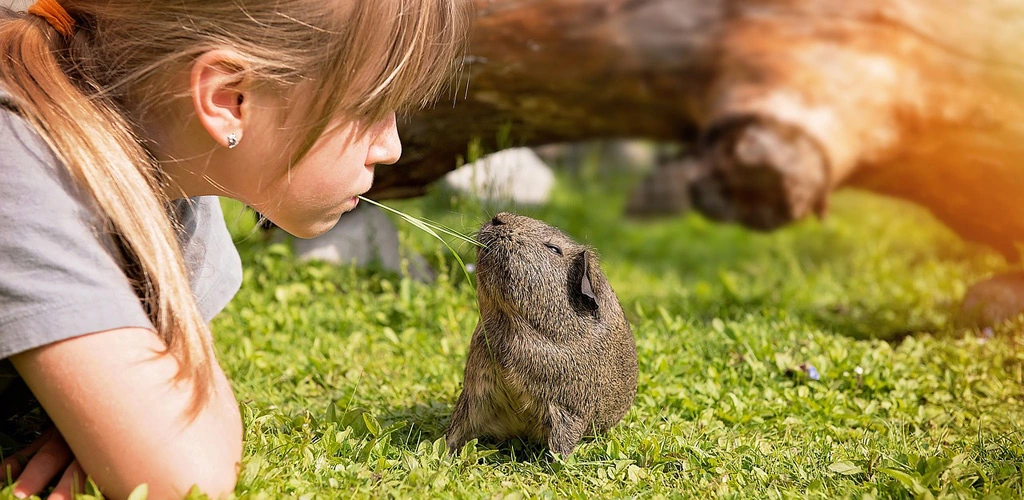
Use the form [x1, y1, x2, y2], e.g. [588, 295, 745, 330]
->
[284, 212, 344, 239]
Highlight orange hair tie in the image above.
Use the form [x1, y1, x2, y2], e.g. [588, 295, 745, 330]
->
[27, 0, 76, 39]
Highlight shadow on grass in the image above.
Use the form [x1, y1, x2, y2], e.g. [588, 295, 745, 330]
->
[383, 402, 582, 464]
[378, 402, 448, 449]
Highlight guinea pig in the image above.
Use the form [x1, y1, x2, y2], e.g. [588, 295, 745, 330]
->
[445, 212, 638, 456]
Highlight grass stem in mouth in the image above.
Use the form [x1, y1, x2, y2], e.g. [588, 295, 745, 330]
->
[357, 196, 485, 249]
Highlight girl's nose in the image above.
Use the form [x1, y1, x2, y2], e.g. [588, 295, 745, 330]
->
[367, 112, 402, 166]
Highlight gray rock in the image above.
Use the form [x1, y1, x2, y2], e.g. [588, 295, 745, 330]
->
[443, 147, 554, 206]
[625, 157, 703, 219]
[535, 140, 664, 175]
[289, 203, 435, 282]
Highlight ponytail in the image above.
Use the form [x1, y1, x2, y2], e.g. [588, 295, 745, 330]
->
[0, 9, 216, 410]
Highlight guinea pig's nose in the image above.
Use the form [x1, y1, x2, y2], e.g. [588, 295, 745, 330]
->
[491, 215, 505, 226]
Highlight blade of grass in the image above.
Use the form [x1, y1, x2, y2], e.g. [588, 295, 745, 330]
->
[356, 196, 478, 290]
[358, 196, 484, 248]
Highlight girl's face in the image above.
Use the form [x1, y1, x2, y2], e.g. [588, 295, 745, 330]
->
[238, 111, 402, 238]
[155, 66, 403, 238]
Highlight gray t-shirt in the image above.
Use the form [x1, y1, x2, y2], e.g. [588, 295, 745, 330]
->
[0, 92, 243, 396]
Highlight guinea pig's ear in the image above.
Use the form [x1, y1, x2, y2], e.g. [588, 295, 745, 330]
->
[579, 251, 598, 310]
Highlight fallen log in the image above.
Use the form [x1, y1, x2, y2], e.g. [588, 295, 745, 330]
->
[377, 0, 1024, 261]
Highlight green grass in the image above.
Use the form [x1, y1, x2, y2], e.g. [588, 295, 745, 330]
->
[209, 169, 1024, 499]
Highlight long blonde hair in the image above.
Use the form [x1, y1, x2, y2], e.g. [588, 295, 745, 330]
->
[0, 1, 471, 409]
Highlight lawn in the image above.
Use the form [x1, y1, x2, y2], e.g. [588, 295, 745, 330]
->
[182, 168, 1024, 498]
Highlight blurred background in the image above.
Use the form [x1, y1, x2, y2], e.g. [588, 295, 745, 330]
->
[6, 0, 1024, 328]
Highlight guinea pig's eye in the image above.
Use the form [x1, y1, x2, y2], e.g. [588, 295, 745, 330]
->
[544, 243, 562, 255]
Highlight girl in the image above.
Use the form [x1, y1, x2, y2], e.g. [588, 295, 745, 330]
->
[0, 1, 469, 498]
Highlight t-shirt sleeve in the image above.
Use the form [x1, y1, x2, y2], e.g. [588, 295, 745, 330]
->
[0, 109, 153, 360]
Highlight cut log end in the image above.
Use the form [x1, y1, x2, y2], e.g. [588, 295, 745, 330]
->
[691, 116, 830, 231]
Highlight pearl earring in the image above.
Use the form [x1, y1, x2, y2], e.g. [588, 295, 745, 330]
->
[227, 132, 240, 149]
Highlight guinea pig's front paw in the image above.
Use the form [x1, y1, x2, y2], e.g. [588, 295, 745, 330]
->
[547, 408, 587, 457]
[547, 443, 578, 457]
[444, 421, 477, 456]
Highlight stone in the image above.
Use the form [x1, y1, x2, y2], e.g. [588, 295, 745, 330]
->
[288, 203, 435, 282]
[625, 157, 703, 219]
[535, 140, 661, 175]
[442, 147, 555, 206]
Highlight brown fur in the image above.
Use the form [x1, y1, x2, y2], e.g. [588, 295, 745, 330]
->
[445, 213, 638, 456]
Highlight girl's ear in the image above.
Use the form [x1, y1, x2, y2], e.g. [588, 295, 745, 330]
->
[190, 50, 249, 148]
[578, 251, 598, 311]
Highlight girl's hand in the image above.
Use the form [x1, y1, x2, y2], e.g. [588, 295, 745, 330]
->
[2, 427, 86, 499]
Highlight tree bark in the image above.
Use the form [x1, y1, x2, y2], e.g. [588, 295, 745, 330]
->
[373, 0, 1024, 258]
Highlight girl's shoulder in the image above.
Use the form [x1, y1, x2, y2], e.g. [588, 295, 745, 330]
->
[0, 90, 63, 179]
[0, 95, 155, 360]
[0, 89, 242, 362]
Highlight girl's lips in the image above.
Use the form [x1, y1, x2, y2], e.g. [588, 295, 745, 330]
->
[340, 196, 359, 214]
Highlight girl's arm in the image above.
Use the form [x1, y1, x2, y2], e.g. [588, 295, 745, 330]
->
[10, 326, 242, 499]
